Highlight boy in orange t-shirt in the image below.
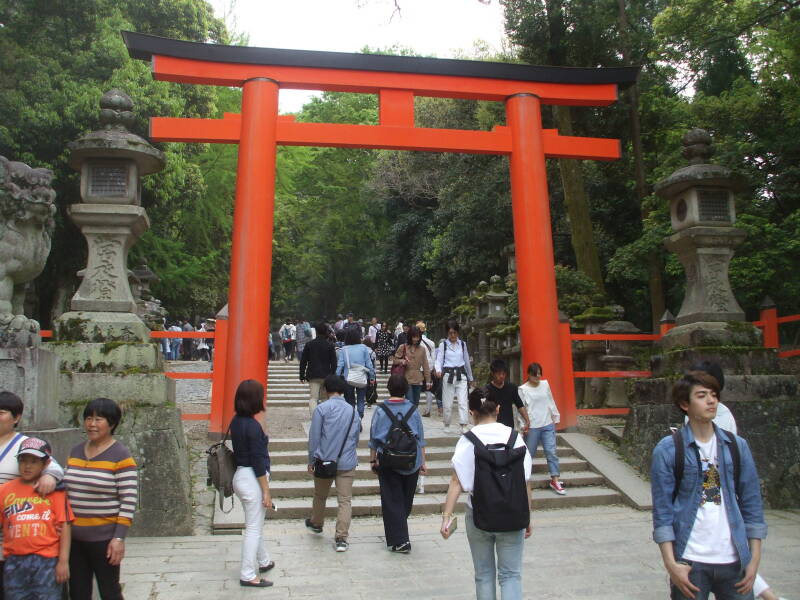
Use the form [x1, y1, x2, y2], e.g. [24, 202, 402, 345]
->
[0, 437, 73, 600]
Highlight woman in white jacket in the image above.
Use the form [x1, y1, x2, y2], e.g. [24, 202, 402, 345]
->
[517, 362, 566, 496]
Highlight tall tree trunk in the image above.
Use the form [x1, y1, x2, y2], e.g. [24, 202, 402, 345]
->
[552, 105, 606, 294]
[617, 0, 665, 331]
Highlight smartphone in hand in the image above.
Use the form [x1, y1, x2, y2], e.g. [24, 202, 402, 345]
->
[448, 516, 458, 535]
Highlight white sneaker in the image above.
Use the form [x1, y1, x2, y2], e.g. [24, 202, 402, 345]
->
[443, 426, 451, 433]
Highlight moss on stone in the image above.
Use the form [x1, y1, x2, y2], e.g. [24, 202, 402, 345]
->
[100, 341, 130, 355]
[573, 306, 616, 324]
[55, 317, 90, 341]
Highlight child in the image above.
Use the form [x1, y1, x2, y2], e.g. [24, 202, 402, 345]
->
[518, 362, 566, 496]
[0, 437, 73, 600]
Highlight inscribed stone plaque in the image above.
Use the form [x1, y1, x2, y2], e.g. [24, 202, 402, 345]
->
[89, 165, 128, 197]
[698, 189, 730, 222]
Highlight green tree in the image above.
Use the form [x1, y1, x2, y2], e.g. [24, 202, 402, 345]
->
[0, 0, 236, 323]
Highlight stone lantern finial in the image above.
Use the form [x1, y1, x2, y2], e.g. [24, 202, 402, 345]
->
[99, 89, 135, 132]
[681, 128, 714, 165]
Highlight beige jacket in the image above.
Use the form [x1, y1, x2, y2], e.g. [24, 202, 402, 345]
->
[393, 343, 431, 385]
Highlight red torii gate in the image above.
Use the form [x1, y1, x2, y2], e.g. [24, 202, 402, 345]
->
[123, 32, 637, 434]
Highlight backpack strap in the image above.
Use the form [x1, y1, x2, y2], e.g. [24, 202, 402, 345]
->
[336, 406, 357, 460]
[721, 429, 741, 499]
[506, 429, 518, 448]
[671, 428, 684, 503]
[0, 433, 23, 464]
[380, 402, 416, 436]
[463, 430, 484, 449]
[379, 402, 400, 425]
[399, 403, 417, 428]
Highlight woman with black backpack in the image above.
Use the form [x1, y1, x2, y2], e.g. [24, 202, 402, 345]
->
[368, 374, 427, 553]
[440, 388, 533, 600]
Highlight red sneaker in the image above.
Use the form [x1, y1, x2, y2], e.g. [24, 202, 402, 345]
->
[549, 479, 567, 495]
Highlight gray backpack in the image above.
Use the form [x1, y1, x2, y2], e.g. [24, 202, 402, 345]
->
[206, 425, 236, 513]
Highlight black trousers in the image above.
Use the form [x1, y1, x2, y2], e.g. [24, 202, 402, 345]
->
[378, 355, 389, 372]
[377, 466, 419, 547]
[69, 539, 123, 600]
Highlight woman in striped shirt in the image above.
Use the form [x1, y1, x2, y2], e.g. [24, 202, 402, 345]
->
[64, 398, 138, 600]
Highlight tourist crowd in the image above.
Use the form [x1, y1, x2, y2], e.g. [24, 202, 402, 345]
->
[0, 322, 783, 600]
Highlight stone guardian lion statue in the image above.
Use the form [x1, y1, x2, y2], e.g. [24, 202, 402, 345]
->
[0, 155, 57, 346]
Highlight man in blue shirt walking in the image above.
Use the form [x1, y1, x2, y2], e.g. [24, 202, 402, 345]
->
[651, 371, 767, 599]
[306, 375, 361, 552]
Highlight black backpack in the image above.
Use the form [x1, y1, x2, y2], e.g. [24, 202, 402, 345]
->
[379, 403, 418, 471]
[464, 430, 530, 532]
[671, 427, 741, 502]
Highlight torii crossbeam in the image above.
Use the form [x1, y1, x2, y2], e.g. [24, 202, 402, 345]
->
[123, 31, 638, 433]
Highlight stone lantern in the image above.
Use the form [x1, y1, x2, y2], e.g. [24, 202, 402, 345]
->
[485, 275, 510, 320]
[656, 129, 746, 326]
[56, 90, 165, 341]
[599, 319, 641, 408]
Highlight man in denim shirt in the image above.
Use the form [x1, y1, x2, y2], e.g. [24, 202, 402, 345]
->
[651, 371, 768, 599]
[305, 376, 361, 553]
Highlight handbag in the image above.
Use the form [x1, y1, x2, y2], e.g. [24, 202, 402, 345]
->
[344, 346, 368, 388]
[313, 405, 357, 479]
[206, 424, 236, 513]
[390, 344, 407, 376]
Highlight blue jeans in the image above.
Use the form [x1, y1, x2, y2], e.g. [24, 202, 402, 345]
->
[670, 560, 753, 600]
[465, 508, 525, 600]
[405, 383, 422, 406]
[525, 423, 560, 476]
[344, 385, 366, 418]
[4, 554, 61, 600]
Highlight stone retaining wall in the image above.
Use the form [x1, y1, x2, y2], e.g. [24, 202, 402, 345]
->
[620, 398, 800, 508]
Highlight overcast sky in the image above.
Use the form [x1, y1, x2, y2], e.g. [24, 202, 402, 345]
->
[208, 0, 508, 112]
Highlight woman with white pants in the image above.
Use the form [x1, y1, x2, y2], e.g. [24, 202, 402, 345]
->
[231, 379, 275, 588]
[434, 320, 474, 433]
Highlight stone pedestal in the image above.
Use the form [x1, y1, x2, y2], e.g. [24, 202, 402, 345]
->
[0, 347, 60, 429]
[69, 204, 149, 313]
[665, 226, 746, 325]
[600, 355, 635, 407]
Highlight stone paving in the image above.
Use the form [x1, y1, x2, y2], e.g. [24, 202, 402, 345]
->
[121, 506, 800, 600]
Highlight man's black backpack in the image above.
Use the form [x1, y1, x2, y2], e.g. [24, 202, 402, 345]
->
[379, 403, 418, 471]
[671, 427, 740, 502]
[464, 430, 530, 532]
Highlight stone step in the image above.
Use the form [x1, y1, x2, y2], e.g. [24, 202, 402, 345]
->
[268, 456, 589, 480]
[268, 444, 576, 465]
[212, 486, 623, 531]
[268, 434, 561, 451]
[267, 471, 605, 498]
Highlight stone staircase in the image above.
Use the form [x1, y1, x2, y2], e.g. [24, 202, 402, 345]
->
[213, 361, 625, 532]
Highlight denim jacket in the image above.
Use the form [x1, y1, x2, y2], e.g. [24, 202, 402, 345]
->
[651, 424, 767, 566]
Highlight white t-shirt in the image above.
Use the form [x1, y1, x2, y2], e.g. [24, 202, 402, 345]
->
[684, 402, 737, 434]
[683, 435, 737, 563]
[451, 422, 533, 508]
[518, 380, 560, 429]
